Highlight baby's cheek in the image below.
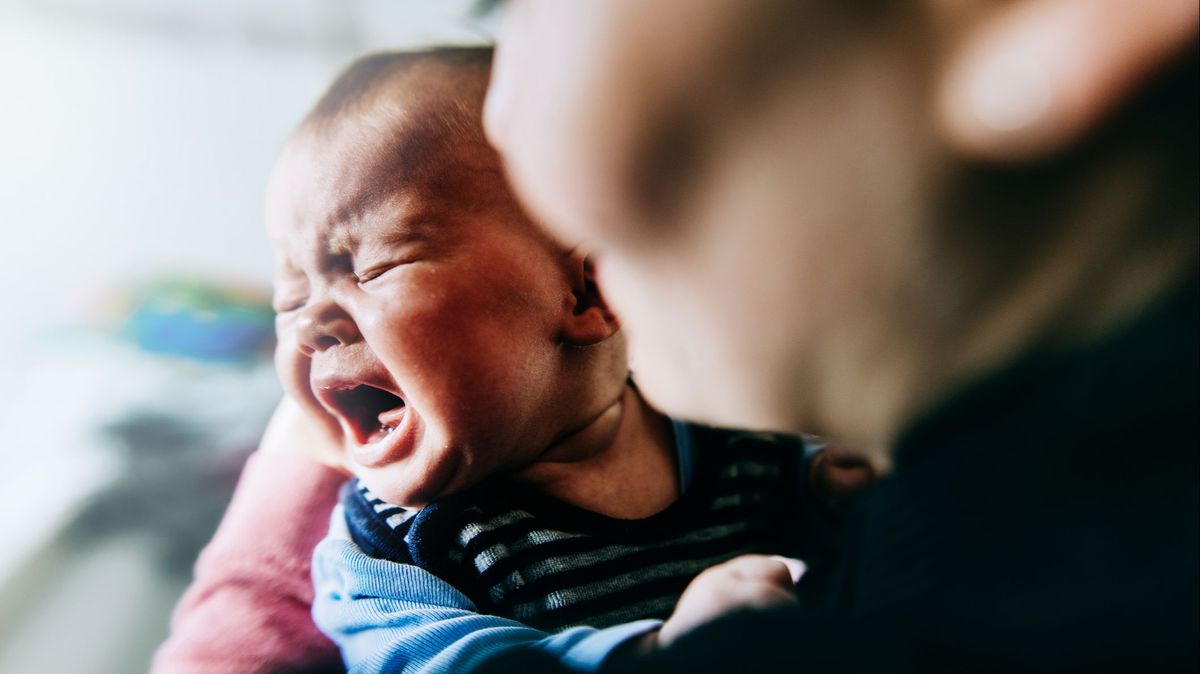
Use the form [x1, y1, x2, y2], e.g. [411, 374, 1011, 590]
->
[272, 338, 346, 452]
[273, 325, 320, 411]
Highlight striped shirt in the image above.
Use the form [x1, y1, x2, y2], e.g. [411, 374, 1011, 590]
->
[342, 423, 814, 633]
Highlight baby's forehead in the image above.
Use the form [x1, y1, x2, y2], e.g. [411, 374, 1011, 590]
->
[267, 116, 514, 254]
[370, 126, 500, 216]
[268, 51, 514, 254]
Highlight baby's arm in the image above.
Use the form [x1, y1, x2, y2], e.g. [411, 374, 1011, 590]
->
[313, 511, 663, 674]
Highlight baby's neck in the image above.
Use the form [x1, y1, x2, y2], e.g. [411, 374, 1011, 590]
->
[514, 386, 679, 519]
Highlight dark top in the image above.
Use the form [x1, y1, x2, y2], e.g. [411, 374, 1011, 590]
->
[478, 280, 1199, 673]
[343, 423, 828, 632]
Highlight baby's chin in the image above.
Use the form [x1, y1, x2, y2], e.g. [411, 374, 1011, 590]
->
[353, 446, 466, 509]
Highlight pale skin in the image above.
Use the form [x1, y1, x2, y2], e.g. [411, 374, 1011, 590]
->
[934, 0, 1199, 160]
[484, 0, 1197, 452]
[481, 0, 1197, 654]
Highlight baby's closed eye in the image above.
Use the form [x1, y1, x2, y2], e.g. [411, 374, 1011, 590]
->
[272, 293, 308, 313]
[354, 261, 405, 285]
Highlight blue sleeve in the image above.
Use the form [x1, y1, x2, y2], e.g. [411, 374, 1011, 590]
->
[312, 507, 662, 674]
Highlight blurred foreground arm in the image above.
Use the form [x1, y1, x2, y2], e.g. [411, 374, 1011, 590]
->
[151, 398, 347, 674]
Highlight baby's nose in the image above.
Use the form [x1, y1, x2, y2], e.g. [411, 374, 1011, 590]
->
[296, 300, 361, 355]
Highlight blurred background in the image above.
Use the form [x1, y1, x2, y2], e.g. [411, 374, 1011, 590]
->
[0, 2, 492, 672]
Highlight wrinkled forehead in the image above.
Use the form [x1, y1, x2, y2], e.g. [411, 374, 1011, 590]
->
[265, 104, 502, 254]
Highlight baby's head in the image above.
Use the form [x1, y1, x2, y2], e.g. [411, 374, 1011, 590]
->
[267, 48, 627, 507]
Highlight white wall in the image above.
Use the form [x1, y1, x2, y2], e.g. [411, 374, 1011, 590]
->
[0, 0, 491, 349]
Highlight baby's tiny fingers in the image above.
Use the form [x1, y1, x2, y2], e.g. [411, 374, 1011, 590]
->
[769, 556, 807, 585]
[716, 554, 803, 589]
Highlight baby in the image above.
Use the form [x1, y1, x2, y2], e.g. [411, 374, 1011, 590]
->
[267, 47, 835, 672]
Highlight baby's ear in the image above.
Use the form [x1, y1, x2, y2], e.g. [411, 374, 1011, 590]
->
[561, 249, 621, 346]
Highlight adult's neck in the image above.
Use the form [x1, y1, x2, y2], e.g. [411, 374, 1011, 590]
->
[514, 385, 679, 519]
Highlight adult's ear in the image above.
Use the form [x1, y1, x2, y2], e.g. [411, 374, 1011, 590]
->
[560, 248, 621, 346]
[936, 0, 1197, 161]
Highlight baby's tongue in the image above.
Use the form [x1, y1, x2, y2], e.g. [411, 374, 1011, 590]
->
[378, 405, 406, 430]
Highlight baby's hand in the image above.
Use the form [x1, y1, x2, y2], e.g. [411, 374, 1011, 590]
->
[809, 442, 878, 511]
[655, 554, 805, 648]
[259, 396, 352, 474]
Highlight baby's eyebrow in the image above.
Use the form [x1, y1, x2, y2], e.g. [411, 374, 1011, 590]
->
[326, 222, 359, 257]
[363, 221, 429, 249]
[345, 200, 435, 256]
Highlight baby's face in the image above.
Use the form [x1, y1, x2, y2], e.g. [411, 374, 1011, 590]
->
[267, 121, 576, 507]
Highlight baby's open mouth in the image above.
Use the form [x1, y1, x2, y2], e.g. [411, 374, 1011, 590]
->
[325, 384, 407, 446]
